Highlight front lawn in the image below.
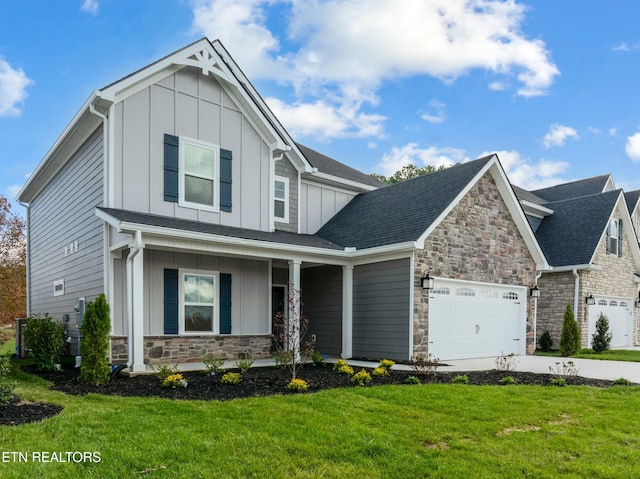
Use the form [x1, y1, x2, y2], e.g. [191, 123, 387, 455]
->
[536, 349, 640, 362]
[2, 368, 640, 478]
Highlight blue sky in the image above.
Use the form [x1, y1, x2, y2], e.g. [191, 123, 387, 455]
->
[2, 0, 640, 210]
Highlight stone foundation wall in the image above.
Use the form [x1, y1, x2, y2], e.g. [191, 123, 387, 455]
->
[110, 335, 272, 365]
[536, 271, 576, 349]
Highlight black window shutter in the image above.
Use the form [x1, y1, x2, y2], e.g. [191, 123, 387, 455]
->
[618, 219, 623, 257]
[220, 149, 232, 212]
[164, 269, 179, 334]
[164, 134, 179, 203]
[220, 273, 232, 334]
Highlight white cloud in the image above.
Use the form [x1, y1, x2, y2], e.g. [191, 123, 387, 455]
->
[486, 150, 570, 190]
[6, 185, 21, 200]
[489, 81, 508, 91]
[625, 131, 640, 162]
[420, 100, 446, 124]
[0, 58, 33, 117]
[609, 128, 619, 137]
[191, 0, 558, 138]
[375, 143, 465, 176]
[543, 124, 579, 148]
[81, 0, 99, 15]
[612, 42, 630, 52]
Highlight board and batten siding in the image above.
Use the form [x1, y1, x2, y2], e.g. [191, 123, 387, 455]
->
[299, 180, 358, 234]
[113, 66, 271, 231]
[110, 250, 269, 337]
[302, 265, 343, 356]
[28, 127, 104, 341]
[352, 258, 411, 360]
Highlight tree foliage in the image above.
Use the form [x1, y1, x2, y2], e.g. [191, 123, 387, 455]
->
[371, 164, 447, 185]
[80, 294, 112, 385]
[559, 304, 581, 357]
[591, 313, 612, 354]
[0, 195, 26, 325]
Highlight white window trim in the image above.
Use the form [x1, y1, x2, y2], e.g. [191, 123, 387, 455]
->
[608, 218, 620, 256]
[53, 279, 65, 297]
[178, 136, 221, 213]
[178, 268, 220, 335]
[274, 175, 289, 223]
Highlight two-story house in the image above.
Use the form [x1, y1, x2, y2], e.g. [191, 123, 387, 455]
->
[18, 38, 548, 371]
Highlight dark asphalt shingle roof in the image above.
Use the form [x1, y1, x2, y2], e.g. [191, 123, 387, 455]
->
[296, 143, 386, 188]
[97, 207, 345, 250]
[512, 185, 547, 205]
[531, 175, 611, 203]
[316, 155, 494, 250]
[534, 190, 621, 267]
[625, 190, 640, 215]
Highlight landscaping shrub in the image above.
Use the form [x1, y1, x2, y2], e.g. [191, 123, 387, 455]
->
[23, 313, 65, 371]
[221, 372, 242, 385]
[539, 330, 553, 352]
[235, 359, 254, 374]
[0, 354, 15, 405]
[559, 304, 580, 357]
[311, 350, 326, 367]
[333, 359, 354, 375]
[80, 294, 111, 385]
[500, 376, 516, 385]
[451, 374, 469, 384]
[591, 313, 612, 354]
[287, 378, 308, 392]
[351, 369, 371, 386]
[550, 378, 567, 387]
[379, 359, 395, 370]
[371, 366, 388, 377]
[162, 373, 188, 388]
[410, 353, 439, 375]
[405, 376, 420, 385]
[153, 363, 179, 381]
[495, 352, 518, 371]
[549, 361, 579, 377]
[613, 377, 632, 386]
[203, 357, 225, 375]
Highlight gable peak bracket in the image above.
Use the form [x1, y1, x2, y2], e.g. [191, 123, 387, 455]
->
[176, 48, 230, 82]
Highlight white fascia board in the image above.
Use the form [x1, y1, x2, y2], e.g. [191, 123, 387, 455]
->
[520, 200, 554, 217]
[18, 92, 102, 203]
[304, 171, 379, 193]
[301, 177, 373, 197]
[543, 264, 603, 273]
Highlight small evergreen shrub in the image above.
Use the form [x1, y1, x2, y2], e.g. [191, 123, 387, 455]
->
[371, 366, 388, 377]
[162, 373, 188, 388]
[272, 350, 292, 369]
[311, 350, 326, 367]
[287, 378, 309, 392]
[351, 369, 371, 386]
[153, 363, 179, 381]
[333, 359, 354, 375]
[539, 330, 553, 352]
[235, 359, 254, 374]
[221, 372, 242, 385]
[451, 374, 469, 384]
[591, 313, 612, 354]
[613, 377, 632, 386]
[500, 376, 516, 385]
[559, 304, 580, 357]
[405, 376, 420, 385]
[379, 359, 395, 370]
[550, 378, 567, 387]
[80, 294, 112, 385]
[23, 313, 65, 371]
[203, 357, 225, 375]
[0, 354, 15, 405]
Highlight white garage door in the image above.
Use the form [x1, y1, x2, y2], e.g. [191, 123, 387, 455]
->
[428, 279, 527, 360]
[587, 297, 632, 348]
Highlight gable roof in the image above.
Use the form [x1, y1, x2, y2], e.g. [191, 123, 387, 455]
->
[511, 185, 547, 205]
[316, 155, 547, 267]
[297, 143, 385, 189]
[625, 190, 640, 215]
[535, 190, 622, 267]
[531, 174, 613, 203]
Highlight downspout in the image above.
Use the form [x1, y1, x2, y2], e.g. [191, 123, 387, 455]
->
[125, 231, 142, 369]
[17, 201, 30, 317]
[572, 268, 580, 326]
[533, 271, 542, 351]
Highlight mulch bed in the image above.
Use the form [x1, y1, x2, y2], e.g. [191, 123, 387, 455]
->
[1, 364, 618, 427]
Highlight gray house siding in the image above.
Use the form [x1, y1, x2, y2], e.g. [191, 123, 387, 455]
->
[352, 258, 411, 360]
[302, 265, 342, 356]
[299, 181, 358, 234]
[113, 66, 271, 231]
[28, 127, 105, 352]
[274, 156, 298, 233]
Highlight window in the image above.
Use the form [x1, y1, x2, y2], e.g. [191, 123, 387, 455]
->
[179, 137, 220, 211]
[179, 270, 219, 334]
[456, 288, 476, 297]
[53, 279, 64, 297]
[502, 292, 519, 300]
[274, 176, 289, 222]
[607, 218, 622, 256]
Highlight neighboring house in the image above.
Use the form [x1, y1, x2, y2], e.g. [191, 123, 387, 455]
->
[626, 190, 640, 243]
[18, 38, 548, 371]
[515, 177, 640, 349]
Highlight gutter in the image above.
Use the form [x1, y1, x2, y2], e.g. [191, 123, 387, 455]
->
[125, 231, 142, 369]
[533, 270, 542, 351]
[17, 201, 30, 316]
[572, 269, 580, 322]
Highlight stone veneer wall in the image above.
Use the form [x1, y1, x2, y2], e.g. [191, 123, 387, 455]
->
[274, 156, 298, 233]
[110, 335, 272, 365]
[413, 172, 538, 357]
[538, 201, 639, 347]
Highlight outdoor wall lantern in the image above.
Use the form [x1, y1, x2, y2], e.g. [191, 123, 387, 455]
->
[530, 285, 540, 298]
[586, 293, 596, 305]
[635, 292, 640, 308]
[421, 272, 435, 290]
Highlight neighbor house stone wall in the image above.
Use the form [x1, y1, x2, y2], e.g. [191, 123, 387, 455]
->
[274, 156, 298, 233]
[413, 172, 538, 357]
[537, 201, 639, 348]
[110, 334, 272, 365]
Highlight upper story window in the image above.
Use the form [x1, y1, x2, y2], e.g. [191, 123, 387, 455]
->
[180, 137, 220, 211]
[274, 176, 289, 222]
[607, 218, 623, 257]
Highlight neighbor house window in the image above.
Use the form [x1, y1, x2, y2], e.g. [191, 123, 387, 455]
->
[53, 279, 64, 297]
[179, 137, 220, 211]
[274, 176, 289, 222]
[179, 269, 219, 334]
[607, 218, 622, 256]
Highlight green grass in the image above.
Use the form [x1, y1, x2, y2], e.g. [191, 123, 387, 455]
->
[1, 338, 16, 355]
[536, 349, 640, 362]
[3, 368, 640, 478]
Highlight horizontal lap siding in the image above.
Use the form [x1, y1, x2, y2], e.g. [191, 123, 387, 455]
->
[352, 258, 411, 360]
[302, 265, 342, 356]
[29, 127, 104, 327]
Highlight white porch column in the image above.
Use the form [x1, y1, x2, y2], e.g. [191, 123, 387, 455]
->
[288, 260, 301, 357]
[126, 233, 145, 373]
[342, 265, 353, 358]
